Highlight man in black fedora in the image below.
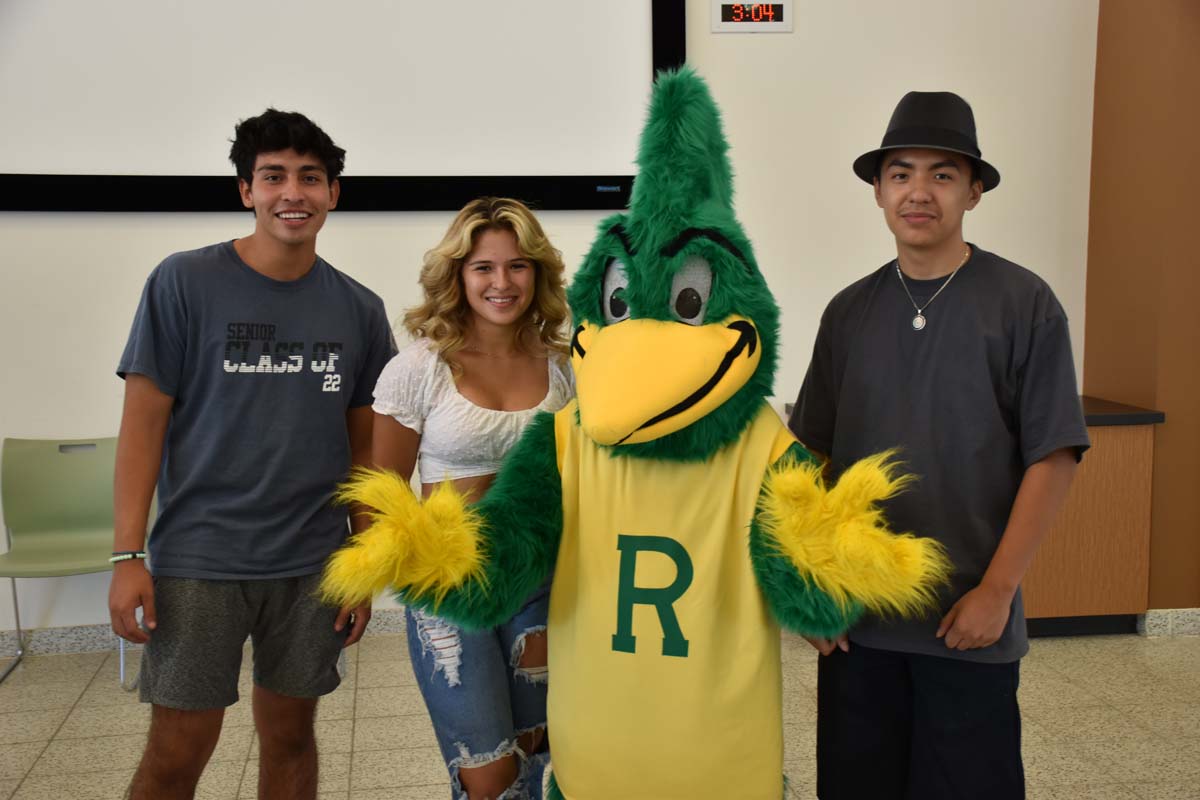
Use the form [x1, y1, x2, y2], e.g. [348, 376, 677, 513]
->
[789, 91, 1090, 798]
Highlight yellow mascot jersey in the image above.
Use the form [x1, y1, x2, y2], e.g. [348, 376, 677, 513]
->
[550, 400, 795, 800]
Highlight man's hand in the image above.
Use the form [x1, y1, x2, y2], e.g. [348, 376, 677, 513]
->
[936, 581, 1014, 650]
[803, 633, 849, 656]
[108, 560, 156, 644]
[335, 602, 372, 647]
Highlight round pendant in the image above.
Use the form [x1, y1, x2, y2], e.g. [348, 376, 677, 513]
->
[912, 313, 926, 331]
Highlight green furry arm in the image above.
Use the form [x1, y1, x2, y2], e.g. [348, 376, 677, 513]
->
[750, 443, 864, 638]
[401, 411, 563, 631]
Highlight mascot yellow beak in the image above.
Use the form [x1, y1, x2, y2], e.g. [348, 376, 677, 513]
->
[571, 316, 761, 445]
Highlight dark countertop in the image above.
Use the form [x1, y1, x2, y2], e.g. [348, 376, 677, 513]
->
[781, 396, 1165, 426]
[1082, 396, 1165, 426]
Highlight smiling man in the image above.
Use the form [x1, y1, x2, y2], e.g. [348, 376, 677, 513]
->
[110, 109, 396, 800]
[789, 92, 1091, 799]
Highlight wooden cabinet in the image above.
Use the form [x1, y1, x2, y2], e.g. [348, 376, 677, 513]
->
[1022, 398, 1162, 618]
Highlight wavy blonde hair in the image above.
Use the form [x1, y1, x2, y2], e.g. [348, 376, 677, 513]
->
[403, 197, 570, 362]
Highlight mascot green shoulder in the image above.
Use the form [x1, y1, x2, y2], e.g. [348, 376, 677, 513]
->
[321, 68, 949, 800]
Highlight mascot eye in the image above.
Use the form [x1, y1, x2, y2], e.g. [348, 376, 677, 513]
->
[602, 258, 631, 324]
[670, 256, 713, 325]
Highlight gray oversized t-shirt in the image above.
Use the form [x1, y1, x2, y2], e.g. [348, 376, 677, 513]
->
[118, 241, 397, 579]
[790, 245, 1090, 663]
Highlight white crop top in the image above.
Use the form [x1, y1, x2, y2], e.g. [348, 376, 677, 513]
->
[372, 339, 575, 482]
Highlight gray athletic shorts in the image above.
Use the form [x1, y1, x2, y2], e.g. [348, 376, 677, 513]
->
[139, 572, 348, 710]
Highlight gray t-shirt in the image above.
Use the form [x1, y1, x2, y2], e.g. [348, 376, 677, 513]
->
[118, 241, 397, 579]
[790, 245, 1090, 663]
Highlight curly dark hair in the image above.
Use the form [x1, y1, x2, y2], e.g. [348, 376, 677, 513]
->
[229, 109, 345, 182]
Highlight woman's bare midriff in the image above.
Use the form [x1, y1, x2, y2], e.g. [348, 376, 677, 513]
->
[421, 473, 496, 503]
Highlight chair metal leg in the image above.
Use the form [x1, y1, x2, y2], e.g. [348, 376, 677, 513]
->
[1, 576, 142, 690]
[118, 635, 140, 691]
[1, 577, 27, 685]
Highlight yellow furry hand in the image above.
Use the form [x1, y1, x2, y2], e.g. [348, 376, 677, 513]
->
[319, 468, 487, 608]
[758, 452, 951, 617]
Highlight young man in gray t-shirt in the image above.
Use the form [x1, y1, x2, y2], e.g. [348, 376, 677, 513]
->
[790, 92, 1090, 799]
[109, 110, 396, 800]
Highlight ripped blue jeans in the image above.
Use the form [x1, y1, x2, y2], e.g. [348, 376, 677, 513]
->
[405, 580, 551, 800]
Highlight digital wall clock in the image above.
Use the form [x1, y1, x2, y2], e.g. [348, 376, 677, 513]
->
[711, 2, 793, 32]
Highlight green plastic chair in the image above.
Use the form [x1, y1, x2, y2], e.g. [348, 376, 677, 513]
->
[0, 437, 142, 687]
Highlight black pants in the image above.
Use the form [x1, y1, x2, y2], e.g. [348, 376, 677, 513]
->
[816, 643, 1024, 800]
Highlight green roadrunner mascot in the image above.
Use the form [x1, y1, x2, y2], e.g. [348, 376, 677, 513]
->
[321, 69, 949, 799]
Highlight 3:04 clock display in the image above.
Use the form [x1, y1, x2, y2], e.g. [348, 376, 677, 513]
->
[720, 4, 784, 22]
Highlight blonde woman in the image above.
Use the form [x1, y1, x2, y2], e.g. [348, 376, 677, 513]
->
[371, 197, 572, 800]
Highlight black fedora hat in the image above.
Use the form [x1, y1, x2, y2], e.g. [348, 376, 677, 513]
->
[853, 91, 1000, 192]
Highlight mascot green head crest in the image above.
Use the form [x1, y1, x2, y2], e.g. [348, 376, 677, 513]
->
[568, 67, 779, 461]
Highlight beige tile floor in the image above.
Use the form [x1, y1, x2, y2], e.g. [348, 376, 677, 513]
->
[1, 632, 1198, 799]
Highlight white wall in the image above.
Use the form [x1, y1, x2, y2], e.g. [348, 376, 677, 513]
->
[0, 0, 1099, 631]
[686, 0, 1098, 403]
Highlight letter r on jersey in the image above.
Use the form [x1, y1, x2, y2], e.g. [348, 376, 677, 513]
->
[611, 534, 693, 658]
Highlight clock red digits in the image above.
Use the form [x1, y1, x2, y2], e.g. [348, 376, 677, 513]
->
[764, 4, 776, 20]
[751, 4, 764, 21]
[732, 4, 744, 21]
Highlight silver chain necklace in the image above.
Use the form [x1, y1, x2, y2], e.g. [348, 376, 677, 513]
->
[895, 247, 971, 331]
